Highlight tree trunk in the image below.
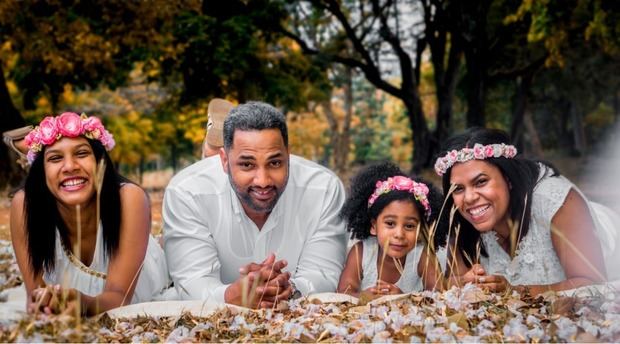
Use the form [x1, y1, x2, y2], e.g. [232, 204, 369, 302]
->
[322, 68, 353, 175]
[404, 96, 431, 173]
[614, 89, 619, 123]
[335, 67, 353, 172]
[434, 38, 461, 150]
[0, 62, 27, 188]
[510, 75, 531, 152]
[523, 109, 544, 158]
[464, 50, 486, 127]
[570, 100, 587, 156]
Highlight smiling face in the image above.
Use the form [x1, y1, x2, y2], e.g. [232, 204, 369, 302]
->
[371, 199, 421, 259]
[43, 136, 97, 208]
[449, 159, 511, 234]
[220, 128, 289, 222]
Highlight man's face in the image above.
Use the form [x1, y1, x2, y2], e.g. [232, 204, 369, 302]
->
[220, 128, 289, 215]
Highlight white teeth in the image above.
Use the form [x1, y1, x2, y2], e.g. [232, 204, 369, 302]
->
[469, 205, 489, 216]
[62, 178, 86, 187]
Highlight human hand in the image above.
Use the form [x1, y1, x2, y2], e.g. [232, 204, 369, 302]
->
[226, 254, 291, 308]
[29, 285, 79, 315]
[366, 280, 403, 296]
[474, 274, 512, 293]
[458, 263, 487, 285]
[239, 253, 288, 280]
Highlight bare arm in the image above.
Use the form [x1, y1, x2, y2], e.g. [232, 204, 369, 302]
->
[528, 189, 606, 293]
[337, 242, 363, 297]
[78, 184, 151, 314]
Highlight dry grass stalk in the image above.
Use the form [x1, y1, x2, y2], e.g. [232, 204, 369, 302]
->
[354, 243, 361, 283]
[475, 239, 482, 265]
[377, 237, 390, 284]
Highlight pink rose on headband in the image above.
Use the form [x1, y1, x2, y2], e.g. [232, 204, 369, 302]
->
[57, 112, 83, 137]
[392, 176, 414, 190]
[38, 117, 59, 145]
[473, 144, 485, 159]
[25, 112, 116, 164]
[484, 145, 495, 157]
[505, 145, 517, 157]
[82, 115, 102, 132]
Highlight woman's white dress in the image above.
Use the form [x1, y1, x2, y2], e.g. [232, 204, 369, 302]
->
[43, 224, 170, 303]
[359, 237, 424, 292]
[480, 166, 620, 285]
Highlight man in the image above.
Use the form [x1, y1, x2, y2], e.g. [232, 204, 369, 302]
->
[202, 98, 234, 158]
[163, 101, 347, 308]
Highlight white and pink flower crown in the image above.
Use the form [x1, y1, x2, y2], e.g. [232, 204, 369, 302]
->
[368, 175, 432, 219]
[24, 112, 115, 164]
[434, 143, 517, 176]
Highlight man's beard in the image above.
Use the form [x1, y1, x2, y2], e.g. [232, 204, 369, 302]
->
[227, 165, 289, 214]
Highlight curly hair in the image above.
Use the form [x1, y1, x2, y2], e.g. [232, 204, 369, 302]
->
[340, 161, 444, 245]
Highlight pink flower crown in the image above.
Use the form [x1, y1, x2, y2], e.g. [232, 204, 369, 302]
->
[367, 175, 432, 219]
[434, 143, 517, 176]
[24, 112, 115, 164]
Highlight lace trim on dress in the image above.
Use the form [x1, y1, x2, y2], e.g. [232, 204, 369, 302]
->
[60, 242, 107, 280]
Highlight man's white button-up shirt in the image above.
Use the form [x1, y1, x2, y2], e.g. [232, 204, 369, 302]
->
[163, 154, 347, 302]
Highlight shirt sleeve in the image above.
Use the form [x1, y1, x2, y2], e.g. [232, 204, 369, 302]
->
[291, 176, 348, 295]
[162, 186, 229, 302]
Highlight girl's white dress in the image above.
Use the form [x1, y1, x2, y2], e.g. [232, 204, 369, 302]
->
[43, 224, 170, 303]
[359, 237, 424, 292]
[480, 166, 620, 285]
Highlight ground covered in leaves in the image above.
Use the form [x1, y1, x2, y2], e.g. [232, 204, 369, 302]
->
[1, 284, 619, 342]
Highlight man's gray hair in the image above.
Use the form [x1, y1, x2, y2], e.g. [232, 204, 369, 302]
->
[223, 101, 288, 150]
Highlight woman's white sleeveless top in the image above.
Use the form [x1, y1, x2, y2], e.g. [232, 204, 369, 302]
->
[43, 224, 170, 303]
[480, 166, 620, 285]
[359, 237, 424, 292]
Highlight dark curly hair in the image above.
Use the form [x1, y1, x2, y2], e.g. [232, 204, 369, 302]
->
[340, 161, 444, 246]
[436, 127, 558, 267]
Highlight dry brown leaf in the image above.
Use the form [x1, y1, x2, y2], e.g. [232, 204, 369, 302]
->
[447, 312, 470, 331]
[551, 296, 576, 316]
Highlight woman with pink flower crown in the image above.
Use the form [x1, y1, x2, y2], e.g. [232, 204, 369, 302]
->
[435, 127, 620, 295]
[337, 162, 445, 297]
[10, 112, 170, 316]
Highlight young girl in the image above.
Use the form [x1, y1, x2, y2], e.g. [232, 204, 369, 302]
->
[337, 162, 444, 297]
[435, 127, 620, 294]
[10, 112, 170, 315]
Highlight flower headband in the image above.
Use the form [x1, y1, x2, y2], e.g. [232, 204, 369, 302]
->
[434, 143, 517, 176]
[368, 175, 432, 219]
[24, 112, 115, 164]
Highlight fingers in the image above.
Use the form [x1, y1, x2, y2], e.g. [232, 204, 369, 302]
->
[257, 285, 293, 307]
[261, 253, 276, 265]
[369, 281, 400, 295]
[248, 265, 290, 283]
[474, 275, 509, 292]
[239, 262, 264, 275]
[471, 264, 486, 275]
[254, 273, 291, 297]
[238, 256, 287, 276]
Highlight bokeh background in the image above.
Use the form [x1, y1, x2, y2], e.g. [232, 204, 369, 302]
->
[1, 1, 619, 229]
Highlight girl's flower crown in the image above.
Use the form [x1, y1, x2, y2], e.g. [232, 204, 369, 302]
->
[434, 143, 517, 176]
[368, 175, 432, 219]
[24, 112, 115, 164]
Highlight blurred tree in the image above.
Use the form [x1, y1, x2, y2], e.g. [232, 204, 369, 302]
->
[282, 0, 433, 171]
[163, 1, 330, 110]
[0, 0, 195, 187]
[506, 0, 620, 155]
